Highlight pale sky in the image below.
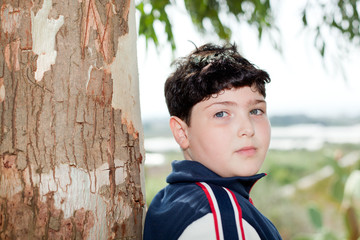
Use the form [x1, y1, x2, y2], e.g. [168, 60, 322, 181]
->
[136, 1, 360, 121]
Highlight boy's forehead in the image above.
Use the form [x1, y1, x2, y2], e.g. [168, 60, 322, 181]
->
[206, 86, 264, 102]
[201, 89, 264, 109]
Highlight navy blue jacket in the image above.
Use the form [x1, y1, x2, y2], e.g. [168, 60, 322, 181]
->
[144, 160, 282, 239]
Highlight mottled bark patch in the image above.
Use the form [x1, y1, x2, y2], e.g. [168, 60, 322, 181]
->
[0, 189, 95, 239]
[86, 67, 113, 105]
[4, 39, 21, 71]
[2, 153, 16, 169]
[0, 78, 5, 102]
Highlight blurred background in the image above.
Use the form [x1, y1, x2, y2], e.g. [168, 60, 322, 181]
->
[135, 1, 360, 239]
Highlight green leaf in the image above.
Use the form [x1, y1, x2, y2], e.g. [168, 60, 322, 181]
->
[302, 10, 307, 26]
[331, 178, 344, 203]
[322, 231, 338, 240]
[320, 42, 325, 57]
[308, 205, 323, 230]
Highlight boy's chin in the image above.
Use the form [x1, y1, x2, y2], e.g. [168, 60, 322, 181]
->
[226, 168, 261, 178]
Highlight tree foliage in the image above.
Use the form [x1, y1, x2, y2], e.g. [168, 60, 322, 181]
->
[302, 0, 360, 57]
[136, 0, 360, 58]
[136, 0, 274, 50]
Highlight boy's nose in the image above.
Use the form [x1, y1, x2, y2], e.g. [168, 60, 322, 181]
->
[237, 116, 255, 137]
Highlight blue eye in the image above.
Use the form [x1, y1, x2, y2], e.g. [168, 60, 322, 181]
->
[250, 109, 264, 115]
[214, 111, 228, 118]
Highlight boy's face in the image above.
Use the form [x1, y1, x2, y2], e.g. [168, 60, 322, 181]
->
[171, 86, 271, 177]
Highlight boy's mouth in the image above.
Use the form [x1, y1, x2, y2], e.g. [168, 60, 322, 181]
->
[236, 146, 257, 157]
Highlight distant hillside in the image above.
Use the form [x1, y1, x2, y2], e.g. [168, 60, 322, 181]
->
[142, 118, 173, 138]
[269, 114, 360, 126]
[142, 114, 360, 138]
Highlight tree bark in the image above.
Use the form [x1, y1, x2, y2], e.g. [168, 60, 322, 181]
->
[0, 0, 145, 239]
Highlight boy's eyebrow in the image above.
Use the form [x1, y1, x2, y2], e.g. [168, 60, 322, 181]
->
[249, 99, 267, 105]
[205, 99, 266, 109]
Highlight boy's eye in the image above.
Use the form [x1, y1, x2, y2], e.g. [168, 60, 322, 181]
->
[250, 109, 264, 115]
[214, 111, 229, 118]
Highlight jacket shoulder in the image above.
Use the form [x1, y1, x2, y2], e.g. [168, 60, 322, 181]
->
[144, 182, 210, 240]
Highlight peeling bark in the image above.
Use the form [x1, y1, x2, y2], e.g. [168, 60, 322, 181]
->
[0, 0, 144, 239]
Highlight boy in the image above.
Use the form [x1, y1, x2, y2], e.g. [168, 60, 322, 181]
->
[144, 43, 282, 240]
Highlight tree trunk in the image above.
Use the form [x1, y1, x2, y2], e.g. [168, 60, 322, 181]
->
[0, 0, 145, 239]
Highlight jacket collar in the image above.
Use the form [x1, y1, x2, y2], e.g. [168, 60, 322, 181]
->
[167, 160, 265, 199]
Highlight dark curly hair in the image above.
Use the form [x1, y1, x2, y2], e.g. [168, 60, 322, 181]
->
[164, 43, 271, 125]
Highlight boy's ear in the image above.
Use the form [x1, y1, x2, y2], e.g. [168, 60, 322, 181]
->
[169, 116, 189, 150]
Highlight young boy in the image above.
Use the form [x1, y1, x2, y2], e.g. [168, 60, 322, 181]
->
[143, 43, 282, 240]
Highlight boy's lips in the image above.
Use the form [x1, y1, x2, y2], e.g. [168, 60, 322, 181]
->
[236, 146, 257, 156]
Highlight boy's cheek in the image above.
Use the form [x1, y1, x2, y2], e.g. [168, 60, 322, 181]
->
[259, 123, 271, 150]
[262, 120, 271, 138]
